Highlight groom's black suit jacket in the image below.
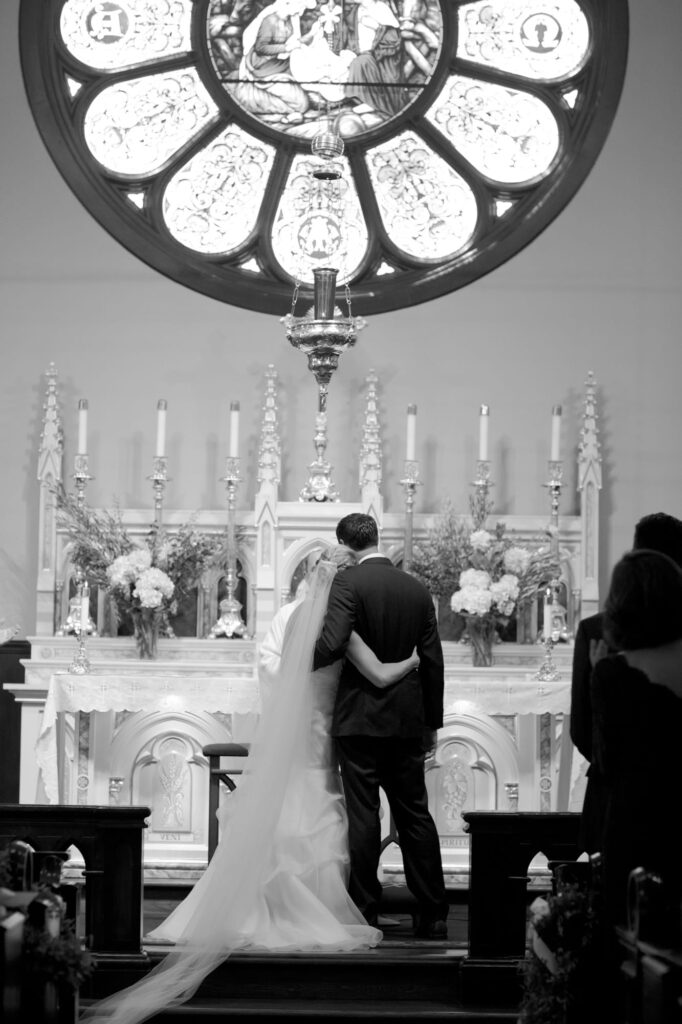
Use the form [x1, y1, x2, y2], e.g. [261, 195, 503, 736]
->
[313, 557, 444, 738]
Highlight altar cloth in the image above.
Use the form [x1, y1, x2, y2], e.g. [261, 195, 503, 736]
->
[37, 672, 262, 804]
[36, 669, 570, 805]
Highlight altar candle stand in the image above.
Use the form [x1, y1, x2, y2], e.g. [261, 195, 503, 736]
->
[73, 400, 94, 509]
[470, 406, 493, 528]
[68, 581, 91, 675]
[400, 404, 421, 573]
[216, 431, 246, 636]
[149, 400, 170, 524]
[536, 416, 564, 681]
[62, 400, 95, 637]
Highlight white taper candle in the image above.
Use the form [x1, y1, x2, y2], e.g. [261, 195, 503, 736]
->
[478, 405, 489, 461]
[77, 399, 88, 455]
[229, 401, 240, 457]
[406, 404, 417, 461]
[156, 400, 167, 458]
[550, 405, 562, 462]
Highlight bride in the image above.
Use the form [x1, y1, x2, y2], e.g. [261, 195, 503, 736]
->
[83, 547, 419, 1023]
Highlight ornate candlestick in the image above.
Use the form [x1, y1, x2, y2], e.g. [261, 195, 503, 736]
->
[284, 267, 365, 502]
[148, 456, 170, 524]
[60, 447, 96, 636]
[470, 460, 493, 529]
[400, 460, 421, 573]
[212, 456, 246, 638]
[68, 581, 91, 674]
[72, 453, 94, 510]
[536, 459, 564, 679]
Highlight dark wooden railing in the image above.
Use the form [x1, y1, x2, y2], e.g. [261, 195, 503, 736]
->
[0, 804, 150, 957]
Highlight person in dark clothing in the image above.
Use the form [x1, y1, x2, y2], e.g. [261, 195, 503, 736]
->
[592, 548, 682, 926]
[313, 512, 448, 938]
[570, 511, 682, 852]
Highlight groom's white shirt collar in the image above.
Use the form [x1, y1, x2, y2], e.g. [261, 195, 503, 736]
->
[358, 553, 385, 563]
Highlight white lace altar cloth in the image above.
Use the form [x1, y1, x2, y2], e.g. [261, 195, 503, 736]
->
[37, 672, 262, 804]
[444, 675, 571, 717]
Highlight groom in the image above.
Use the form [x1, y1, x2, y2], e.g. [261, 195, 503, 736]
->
[313, 512, 448, 938]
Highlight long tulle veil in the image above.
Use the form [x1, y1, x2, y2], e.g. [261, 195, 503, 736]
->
[82, 558, 348, 1024]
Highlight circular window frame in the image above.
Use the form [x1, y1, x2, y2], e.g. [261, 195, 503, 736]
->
[19, 0, 629, 315]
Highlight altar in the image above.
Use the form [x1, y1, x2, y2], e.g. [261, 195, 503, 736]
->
[6, 634, 580, 886]
[3, 365, 601, 885]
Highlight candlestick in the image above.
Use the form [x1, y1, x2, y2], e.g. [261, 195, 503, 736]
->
[156, 399, 167, 458]
[148, 456, 170, 524]
[479, 405, 489, 462]
[229, 401, 240, 458]
[405, 404, 417, 462]
[68, 580, 91, 674]
[210, 456, 246, 638]
[80, 582, 90, 634]
[77, 399, 88, 455]
[400, 459, 422, 573]
[470, 458, 493, 529]
[550, 405, 562, 462]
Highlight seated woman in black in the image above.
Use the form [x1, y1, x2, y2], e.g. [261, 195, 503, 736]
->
[592, 548, 682, 927]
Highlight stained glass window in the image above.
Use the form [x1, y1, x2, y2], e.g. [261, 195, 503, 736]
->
[20, 0, 628, 314]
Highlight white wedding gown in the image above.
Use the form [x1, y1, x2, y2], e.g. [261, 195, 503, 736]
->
[83, 561, 380, 1024]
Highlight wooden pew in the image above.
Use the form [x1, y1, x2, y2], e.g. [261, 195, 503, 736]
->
[0, 804, 149, 958]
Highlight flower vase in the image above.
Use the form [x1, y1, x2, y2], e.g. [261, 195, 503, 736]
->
[467, 617, 496, 667]
[132, 608, 161, 659]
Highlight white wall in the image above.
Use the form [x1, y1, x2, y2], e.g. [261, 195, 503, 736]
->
[1, 0, 681, 636]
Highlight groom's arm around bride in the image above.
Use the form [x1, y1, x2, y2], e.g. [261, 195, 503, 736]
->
[313, 513, 449, 938]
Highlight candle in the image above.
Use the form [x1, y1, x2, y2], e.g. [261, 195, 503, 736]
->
[80, 583, 90, 634]
[550, 405, 562, 462]
[406, 404, 417, 461]
[77, 399, 88, 455]
[478, 404, 489, 461]
[156, 399, 167, 458]
[229, 401, 240, 457]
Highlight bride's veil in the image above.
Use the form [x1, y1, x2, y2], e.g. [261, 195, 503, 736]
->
[83, 557, 340, 1024]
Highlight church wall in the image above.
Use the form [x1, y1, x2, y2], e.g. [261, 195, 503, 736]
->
[1, 0, 682, 637]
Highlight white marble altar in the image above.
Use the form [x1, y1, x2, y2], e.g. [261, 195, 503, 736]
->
[4, 365, 599, 884]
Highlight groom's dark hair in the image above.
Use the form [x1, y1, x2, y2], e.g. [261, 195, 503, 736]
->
[336, 513, 378, 552]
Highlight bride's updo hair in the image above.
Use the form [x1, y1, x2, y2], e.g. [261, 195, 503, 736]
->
[318, 544, 355, 572]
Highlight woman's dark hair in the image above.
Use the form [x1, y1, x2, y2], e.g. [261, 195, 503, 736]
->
[336, 513, 378, 551]
[603, 549, 682, 651]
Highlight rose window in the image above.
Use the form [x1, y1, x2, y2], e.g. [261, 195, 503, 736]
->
[20, 0, 628, 314]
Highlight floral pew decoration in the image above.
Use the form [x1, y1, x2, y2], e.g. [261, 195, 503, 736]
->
[0, 841, 93, 1020]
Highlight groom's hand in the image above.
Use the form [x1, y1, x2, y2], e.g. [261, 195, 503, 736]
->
[421, 728, 437, 757]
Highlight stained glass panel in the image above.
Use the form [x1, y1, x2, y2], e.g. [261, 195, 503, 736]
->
[458, 0, 590, 82]
[83, 69, 219, 176]
[163, 126, 276, 255]
[271, 155, 368, 282]
[60, 0, 193, 72]
[206, 0, 443, 141]
[366, 132, 478, 260]
[426, 76, 560, 184]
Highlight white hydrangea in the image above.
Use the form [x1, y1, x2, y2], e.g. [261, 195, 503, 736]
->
[459, 568, 492, 590]
[470, 529, 493, 552]
[133, 567, 174, 609]
[107, 548, 152, 588]
[490, 573, 520, 616]
[503, 546, 531, 576]
[451, 585, 493, 616]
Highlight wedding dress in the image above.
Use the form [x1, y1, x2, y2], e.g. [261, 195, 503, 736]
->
[83, 559, 381, 1024]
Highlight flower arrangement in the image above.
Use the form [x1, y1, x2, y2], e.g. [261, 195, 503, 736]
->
[0, 844, 93, 999]
[411, 502, 559, 664]
[53, 485, 230, 655]
[520, 882, 605, 1024]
